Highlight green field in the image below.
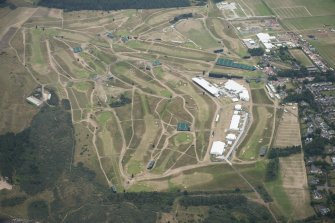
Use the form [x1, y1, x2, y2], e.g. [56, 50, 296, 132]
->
[289, 49, 314, 67]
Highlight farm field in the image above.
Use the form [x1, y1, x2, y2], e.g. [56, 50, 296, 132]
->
[273, 105, 301, 148]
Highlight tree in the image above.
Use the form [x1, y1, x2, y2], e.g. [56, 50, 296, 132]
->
[248, 47, 265, 56]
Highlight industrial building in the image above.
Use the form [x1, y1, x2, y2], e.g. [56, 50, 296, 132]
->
[242, 38, 259, 49]
[192, 77, 221, 97]
[229, 115, 241, 131]
[210, 141, 226, 156]
[256, 33, 277, 50]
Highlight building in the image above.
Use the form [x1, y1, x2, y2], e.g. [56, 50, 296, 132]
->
[26, 96, 43, 107]
[243, 38, 259, 49]
[256, 33, 276, 50]
[226, 133, 237, 141]
[192, 77, 221, 97]
[229, 115, 240, 131]
[234, 104, 242, 111]
[177, 122, 190, 131]
[210, 141, 226, 156]
[239, 89, 250, 101]
[225, 80, 245, 93]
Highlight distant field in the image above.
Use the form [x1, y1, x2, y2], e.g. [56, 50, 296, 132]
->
[273, 105, 301, 148]
[236, 0, 273, 16]
[282, 15, 335, 31]
[289, 49, 314, 67]
[264, 0, 335, 16]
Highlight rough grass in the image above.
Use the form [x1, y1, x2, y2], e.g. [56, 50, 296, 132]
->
[238, 106, 274, 160]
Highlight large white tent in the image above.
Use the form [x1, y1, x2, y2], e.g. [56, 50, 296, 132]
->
[226, 133, 237, 141]
[224, 80, 245, 93]
[229, 115, 240, 131]
[192, 77, 221, 97]
[210, 141, 226, 155]
[239, 89, 250, 101]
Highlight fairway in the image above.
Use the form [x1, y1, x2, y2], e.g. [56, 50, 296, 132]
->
[238, 106, 274, 160]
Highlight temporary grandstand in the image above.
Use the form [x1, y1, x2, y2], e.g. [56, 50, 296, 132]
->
[216, 58, 256, 71]
[177, 122, 190, 131]
[192, 77, 221, 97]
[210, 141, 226, 156]
[73, 47, 82, 53]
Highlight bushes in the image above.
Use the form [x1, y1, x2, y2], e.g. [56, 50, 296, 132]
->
[0, 105, 74, 195]
[1, 196, 27, 207]
[248, 47, 265, 56]
[37, 0, 204, 11]
[179, 194, 247, 207]
[268, 146, 301, 159]
[265, 158, 279, 181]
[109, 93, 131, 108]
[27, 200, 49, 221]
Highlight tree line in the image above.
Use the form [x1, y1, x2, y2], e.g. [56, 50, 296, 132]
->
[38, 0, 207, 11]
[0, 104, 74, 195]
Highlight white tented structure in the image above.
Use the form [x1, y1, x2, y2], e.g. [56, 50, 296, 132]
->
[257, 33, 276, 50]
[224, 80, 245, 93]
[226, 133, 237, 141]
[234, 104, 242, 111]
[210, 141, 226, 156]
[192, 77, 221, 97]
[239, 89, 250, 101]
[229, 115, 240, 131]
[26, 96, 43, 107]
[224, 80, 249, 101]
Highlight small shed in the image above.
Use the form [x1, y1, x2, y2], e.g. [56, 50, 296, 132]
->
[177, 122, 190, 131]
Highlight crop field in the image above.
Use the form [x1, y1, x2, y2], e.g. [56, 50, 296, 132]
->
[235, 0, 273, 16]
[273, 105, 301, 148]
[307, 33, 335, 68]
[279, 154, 313, 219]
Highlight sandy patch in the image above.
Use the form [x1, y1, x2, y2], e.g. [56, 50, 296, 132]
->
[0, 178, 12, 190]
